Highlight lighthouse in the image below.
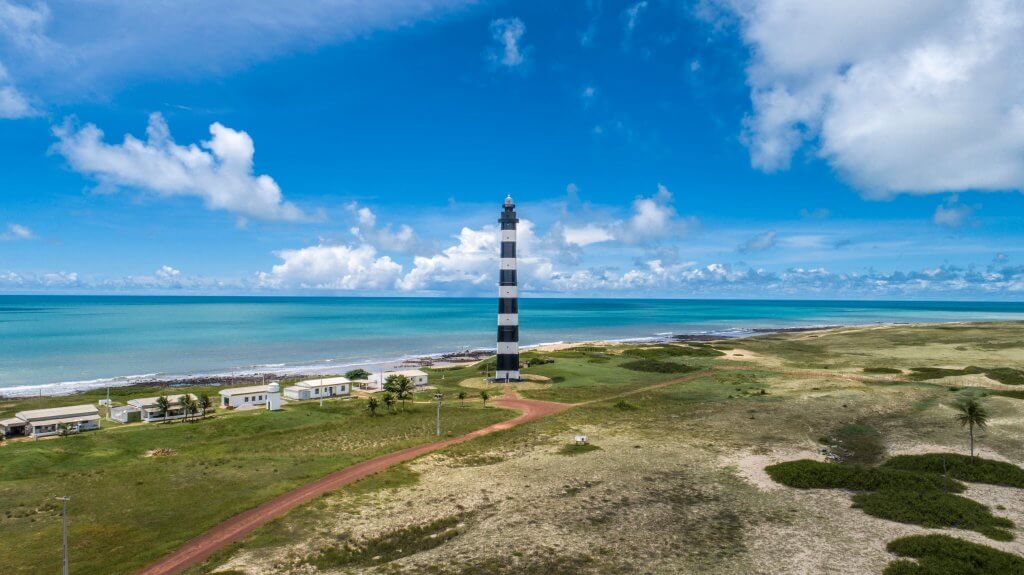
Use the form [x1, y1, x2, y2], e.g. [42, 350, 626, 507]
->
[496, 195, 520, 381]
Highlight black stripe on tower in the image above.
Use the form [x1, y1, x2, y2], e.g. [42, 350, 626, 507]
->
[497, 325, 518, 342]
[499, 269, 517, 286]
[496, 354, 519, 371]
[500, 242, 516, 258]
[498, 298, 518, 314]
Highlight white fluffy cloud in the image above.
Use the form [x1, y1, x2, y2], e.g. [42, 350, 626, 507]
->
[621, 183, 691, 242]
[489, 18, 527, 67]
[563, 224, 614, 247]
[259, 243, 402, 290]
[345, 203, 418, 253]
[53, 113, 310, 222]
[2, 222, 33, 240]
[154, 265, 180, 279]
[398, 226, 497, 291]
[723, 0, 1024, 196]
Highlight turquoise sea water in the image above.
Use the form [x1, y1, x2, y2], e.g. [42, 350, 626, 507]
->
[2, 296, 1024, 395]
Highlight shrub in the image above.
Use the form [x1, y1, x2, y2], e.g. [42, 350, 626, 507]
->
[908, 367, 985, 381]
[853, 489, 1013, 541]
[622, 345, 723, 359]
[863, 367, 902, 374]
[765, 460, 963, 493]
[344, 369, 371, 380]
[984, 367, 1024, 386]
[306, 516, 462, 568]
[613, 400, 637, 410]
[620, 360, 699, 374]
[884, 534, 1024, 575]
[882, 454, 1024, 488]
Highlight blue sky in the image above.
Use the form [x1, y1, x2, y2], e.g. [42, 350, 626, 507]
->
[1, 0, 1023, 298]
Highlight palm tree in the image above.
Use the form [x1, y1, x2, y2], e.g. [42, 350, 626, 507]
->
[155, 395, 171, 422]
[198, 393, 212, 419]
[458, 391, 467, 407]
[383, 392, 396, 413]
[480, 390, 489, 407]
[954, 399, 989, 462]
[367, 397, 380, 416]
[395, 376, 413, 411]
[183, 396, 198, 422]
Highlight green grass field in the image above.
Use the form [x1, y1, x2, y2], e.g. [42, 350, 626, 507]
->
[0, 391, 511, 575]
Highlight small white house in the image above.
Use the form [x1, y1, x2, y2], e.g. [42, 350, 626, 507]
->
[127, 394, 197, 422]
[219, 385, 279, 409]
[283, 376, 350, 401]
[12, 404, 101, 437]
[369, 369, 429, 389]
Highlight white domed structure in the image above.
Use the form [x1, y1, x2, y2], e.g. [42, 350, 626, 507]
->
[266, 382, 281, 411]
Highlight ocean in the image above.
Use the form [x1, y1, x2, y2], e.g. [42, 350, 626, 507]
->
[2, 296, 1024, 396]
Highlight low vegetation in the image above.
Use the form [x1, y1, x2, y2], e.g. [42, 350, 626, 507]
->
[558, 443, 601, 456]
[765, 460, 964, 493]
[884, 534, 1024, 574]
[305, 515, 463, 569]
[882, 454, 1024, 488]
[854, 489, 1014, 541]
[823, 423, 885, 465]
[863, 367, 902, 374]
[620, 359, 699, 373]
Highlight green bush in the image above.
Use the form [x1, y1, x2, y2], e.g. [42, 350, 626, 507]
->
[884, 534, 1024, 574]
[882, 454, 1024, 488]
[908, 367, 985, 380]
[863, 367, 902, 374]
[853, 489, 1014, 541]
[623, 345, 724, 359]
[306, 515, 462, 568]
[619, 360, 699, 374]
[765, 460, 963, 493]
[559, 443, 601, 456]
[984, 367, 1024, 386]
[613, 400, 637, 410]
[344, 368, 371, 380]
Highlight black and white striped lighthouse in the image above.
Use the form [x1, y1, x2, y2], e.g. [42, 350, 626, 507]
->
[496, 195, 520, 381]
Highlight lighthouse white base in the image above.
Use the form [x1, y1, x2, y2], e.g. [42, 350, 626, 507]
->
[494, 370, 521, 381]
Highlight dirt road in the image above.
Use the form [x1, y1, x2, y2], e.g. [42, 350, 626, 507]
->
[135, 392, 570, 575]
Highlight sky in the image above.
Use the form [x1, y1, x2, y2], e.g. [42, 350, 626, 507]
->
[1, 0, 1023, 299]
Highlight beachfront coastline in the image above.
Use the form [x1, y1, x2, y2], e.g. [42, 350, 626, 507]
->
[0, 321, 878, 399]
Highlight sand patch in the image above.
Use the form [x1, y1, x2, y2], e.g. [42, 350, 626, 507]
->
[723, 448, 824, 492]
[144, 448, 177, 458]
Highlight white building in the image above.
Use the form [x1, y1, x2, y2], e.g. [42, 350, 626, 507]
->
[127, 394, 198, 422]
[219, 385, 279, 409]
[283, 376, 350, 401]
[368, 369, 429, 390]
[7, 404, 101, 437]
[109, 405, 142, 423]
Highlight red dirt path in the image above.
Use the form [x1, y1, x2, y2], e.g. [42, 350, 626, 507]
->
[135, 392, 570, 575]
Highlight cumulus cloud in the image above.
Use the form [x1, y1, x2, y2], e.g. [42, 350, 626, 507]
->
[563, 224, 614, 247]
[154, 265, 180, 279]
[398, 226, 497, 291]
[720, 0, 1024, 196]
[259, 243, 402, 290]
[345, 203, 419, 253]
[738, 230, 776, 252]
[2, 222, 33, 240]
[621, 183, 691, 243]
[52, 113, 310, 222]
[489, 17, 527, 67]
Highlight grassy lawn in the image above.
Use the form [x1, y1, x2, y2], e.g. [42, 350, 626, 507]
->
[0, 391, 512, 575]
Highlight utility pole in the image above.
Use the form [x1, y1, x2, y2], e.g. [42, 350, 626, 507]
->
[56, 496, 70, 575]
[434, 393, 443, 436]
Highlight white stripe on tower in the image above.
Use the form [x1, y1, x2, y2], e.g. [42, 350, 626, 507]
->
[496, 194, 520, 381]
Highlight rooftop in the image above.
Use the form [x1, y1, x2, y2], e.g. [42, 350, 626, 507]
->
[293, 376, 350, 388]
[15, 404, 100, 421]
[127, 394, 197, 409]
[219, 385, 272, 396]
